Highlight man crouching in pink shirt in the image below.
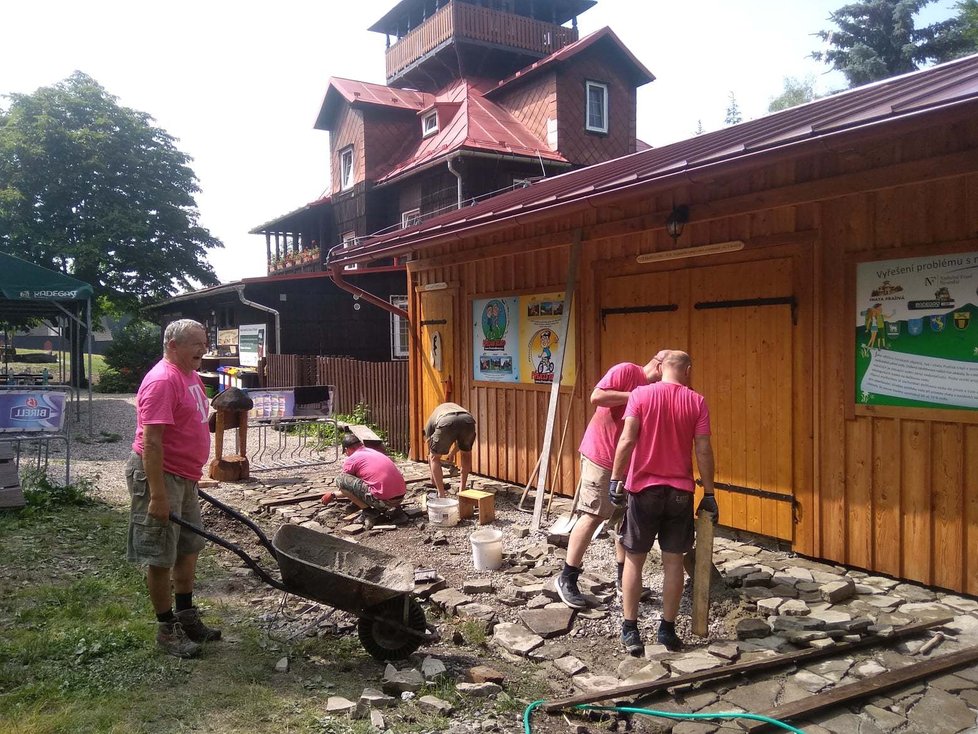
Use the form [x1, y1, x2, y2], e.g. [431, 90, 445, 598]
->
[336, 433, 408, 529]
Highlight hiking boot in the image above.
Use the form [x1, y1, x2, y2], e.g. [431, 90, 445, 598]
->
[157, 621, 202, 658]
[657, 625, 684, 652]
[176, 607, 222, 643]
[386, 508, 409, 525]
[621, 626, 644, 656]
[555, 573, 587, 610]
[358, 508, 380, 530]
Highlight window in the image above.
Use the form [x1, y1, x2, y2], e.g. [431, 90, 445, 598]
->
[585, 81, 608, 134]
[401, 208, 421, 228]
[421, 111, 438, 137]
[342, 231, 358, 271]
[390, 296, 409, 359]
[340, 146, 354, 190]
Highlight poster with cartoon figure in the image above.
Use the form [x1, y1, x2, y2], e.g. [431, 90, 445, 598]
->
[855, 252, 978, 410]
[520, 291, 576, 386]
[472, 297, 519, 382]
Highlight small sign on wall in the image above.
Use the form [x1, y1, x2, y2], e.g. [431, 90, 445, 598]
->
[238, 323, 266, 368]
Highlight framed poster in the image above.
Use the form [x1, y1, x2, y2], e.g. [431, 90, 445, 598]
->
[238, 323, 266, 368]
[471, 292, 577, 386]
[217, 328, 238, 357]
[855, 251, 978, 412]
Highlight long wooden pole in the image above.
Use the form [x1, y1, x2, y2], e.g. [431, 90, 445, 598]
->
[531, 230, 582, 532]
[691, 511, 715, 637]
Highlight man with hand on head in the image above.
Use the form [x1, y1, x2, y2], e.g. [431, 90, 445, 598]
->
[126, 318, 219, 659]
[609, 350, 718, 654]
[554, 352, 667, 610]
[335, 433, 408, 529]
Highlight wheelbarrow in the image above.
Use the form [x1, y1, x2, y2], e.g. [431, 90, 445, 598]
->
[169, 488, 438, 661]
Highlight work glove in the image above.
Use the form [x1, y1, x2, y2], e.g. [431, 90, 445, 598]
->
[608, 480, 626, 508]
[697, 494, 719, 524]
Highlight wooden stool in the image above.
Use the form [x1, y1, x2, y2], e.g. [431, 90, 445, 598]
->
[208, 407, 250, 482]
[458, 489, 494, 525]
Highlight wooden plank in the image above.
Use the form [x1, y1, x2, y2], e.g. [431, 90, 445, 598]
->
[872, 417, 902, 577]
[901, 420, 932, 584]
[845, 418, 872, 568]
[691, 510, 715, 637]
[745, 645, 978, 732]
[258, 491, 329, 509]
[931, 423, 963, 591]
[967, 425, 978, 596]
[542, 618, 950, 712]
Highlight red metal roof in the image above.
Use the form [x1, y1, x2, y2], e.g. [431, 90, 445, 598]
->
[315, 78, 429, 130]
[332, 53, 978, 266]
[374, 80, 567, 184]
[488, 26, 655, 95]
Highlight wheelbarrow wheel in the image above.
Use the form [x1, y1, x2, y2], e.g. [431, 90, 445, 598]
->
[358, 596, 427, 661]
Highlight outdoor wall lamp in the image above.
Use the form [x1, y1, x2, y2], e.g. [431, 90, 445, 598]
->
[665, 204, 689, 241]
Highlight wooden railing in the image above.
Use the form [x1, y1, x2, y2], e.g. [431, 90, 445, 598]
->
[266, 354, 409, 455]
[386, 1, 578, 80]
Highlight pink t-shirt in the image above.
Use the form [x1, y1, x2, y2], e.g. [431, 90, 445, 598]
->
[342, 446, 407, 501]
[578, 362, 648, 469]
[623, 382, 710, 493]
[132, 359, 211, 481]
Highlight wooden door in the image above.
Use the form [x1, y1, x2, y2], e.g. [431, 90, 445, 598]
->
[418, 289, 456, 445]
[688, 259, 795, 540]
[599, 269, 689, 371]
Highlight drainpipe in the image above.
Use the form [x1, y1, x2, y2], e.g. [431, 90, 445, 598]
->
[329, 264, 409, 320]
[447, 157, 462, 209]
[235, 284, 281, 354]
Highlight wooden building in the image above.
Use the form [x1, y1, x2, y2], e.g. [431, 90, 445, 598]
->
[330, 56, 978, 595]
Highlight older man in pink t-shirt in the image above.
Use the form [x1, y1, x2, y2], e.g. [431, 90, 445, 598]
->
[126, 319, 218, 659]
[336, 433, 407, 528]
[553, 353, 666, 611]
[610, 350, 718, 655]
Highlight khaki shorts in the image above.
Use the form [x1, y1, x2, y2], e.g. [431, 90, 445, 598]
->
[335, 472, 404, 511]
[428, 412, 477, 455]
[126, 452, 206, 567]
[577, 455, 625, 531]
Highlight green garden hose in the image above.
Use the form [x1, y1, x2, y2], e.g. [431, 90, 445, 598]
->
[523, 698, 807, 733]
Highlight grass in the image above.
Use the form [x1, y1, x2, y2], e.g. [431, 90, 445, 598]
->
[1, 348, 106, 383]
[0, 483, 518, 733]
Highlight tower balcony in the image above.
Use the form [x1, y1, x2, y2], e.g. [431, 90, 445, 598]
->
[385, 1, 578, 85]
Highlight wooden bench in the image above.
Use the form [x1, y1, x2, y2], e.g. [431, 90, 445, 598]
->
[458, 489, 494, 525]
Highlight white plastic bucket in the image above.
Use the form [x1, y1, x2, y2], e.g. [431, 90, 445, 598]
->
[470, 528, 503, 571]
[427, 497, 459, 527]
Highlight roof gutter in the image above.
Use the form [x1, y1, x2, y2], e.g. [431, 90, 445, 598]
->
[328, 263, 409, 321]
[447, 157, 463, 209]
[235, 285, 281, 355]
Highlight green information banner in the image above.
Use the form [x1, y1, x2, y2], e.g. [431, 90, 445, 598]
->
[855, 252, 978, 411]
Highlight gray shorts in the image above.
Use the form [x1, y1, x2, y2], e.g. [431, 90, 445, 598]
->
[620, 484, 694, 555]
[577, 455, 625, 531]
[126, 452, 206, 567]
[428, 412, 476, 455]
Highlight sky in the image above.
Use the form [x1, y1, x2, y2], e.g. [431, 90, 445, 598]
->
[1, 0, 961, 285]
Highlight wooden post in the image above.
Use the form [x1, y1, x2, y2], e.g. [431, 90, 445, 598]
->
[692, 510, 715, 637]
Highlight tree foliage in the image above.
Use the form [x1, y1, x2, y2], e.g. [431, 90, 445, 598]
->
[768, 76, 820, 112]
[0, 72, 221, 317]
[98, 320, 162, 393]
[724, 92, 742, 126]
[813, 0, 978, 88]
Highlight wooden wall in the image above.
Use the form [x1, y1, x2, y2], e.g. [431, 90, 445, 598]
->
[407, 113, 978, 593]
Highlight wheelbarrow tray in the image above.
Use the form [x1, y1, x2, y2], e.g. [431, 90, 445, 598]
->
[272, 524, 415, 615]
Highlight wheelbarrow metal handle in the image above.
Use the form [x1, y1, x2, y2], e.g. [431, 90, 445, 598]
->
[196, 487, 278, 557]
[168, 511, 289, 593]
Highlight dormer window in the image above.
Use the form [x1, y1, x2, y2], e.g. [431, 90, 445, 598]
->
[421, 111, 438, 137]
[340, 146, 354, 190]
[585, 81, 608, 134]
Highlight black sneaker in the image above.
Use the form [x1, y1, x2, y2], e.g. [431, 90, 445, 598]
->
[657, 625, 684, 652]
[175, 607, 222, 643]
[621, 626, 644, 656]
[555, 574, 587, 610]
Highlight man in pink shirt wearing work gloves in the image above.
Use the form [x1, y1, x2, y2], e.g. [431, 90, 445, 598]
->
[554, 351, 666, 610]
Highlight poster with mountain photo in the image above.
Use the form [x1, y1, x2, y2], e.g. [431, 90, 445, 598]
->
[855, 252, 978, 411]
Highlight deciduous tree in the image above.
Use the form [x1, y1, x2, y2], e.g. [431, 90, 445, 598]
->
[768, 76, 820, 112]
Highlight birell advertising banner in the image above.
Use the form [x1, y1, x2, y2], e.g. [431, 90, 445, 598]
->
[855, 251, 978, 411]
[0, 391, 68, 433]
[238, 323, 266, 368]
[472, 292, 577, 386]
